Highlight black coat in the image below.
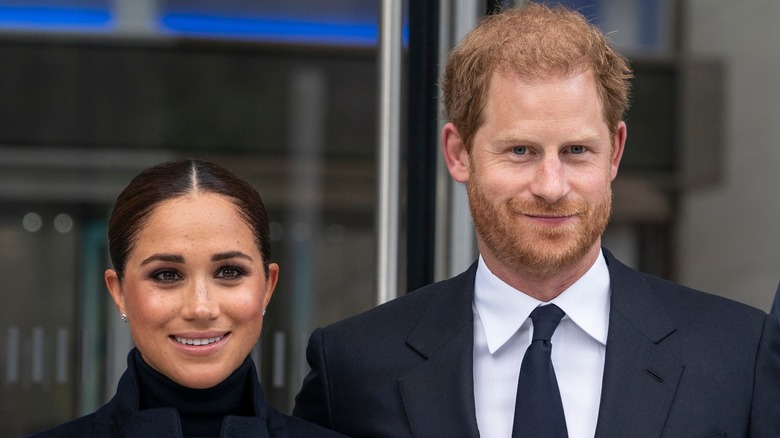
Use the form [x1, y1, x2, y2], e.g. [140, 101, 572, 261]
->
[294, 249, 780, 437]
[29, 351, 346, 438]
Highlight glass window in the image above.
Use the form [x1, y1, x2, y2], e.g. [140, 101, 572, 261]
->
[0, 0, 388, 433]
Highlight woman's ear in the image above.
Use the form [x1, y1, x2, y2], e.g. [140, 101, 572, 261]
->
[263, 263, 279, 309]
[105, 269, 126, 316]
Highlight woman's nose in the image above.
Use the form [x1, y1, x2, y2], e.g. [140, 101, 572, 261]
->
[182, 278, 219, 320]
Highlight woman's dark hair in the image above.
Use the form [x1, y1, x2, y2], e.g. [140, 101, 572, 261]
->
[108, 159, 271, 280]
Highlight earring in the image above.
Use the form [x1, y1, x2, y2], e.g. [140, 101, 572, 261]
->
[262, 308, 266, 316]
[120, 313, 128, 323]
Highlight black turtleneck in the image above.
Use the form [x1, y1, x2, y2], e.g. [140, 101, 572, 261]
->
[131, 349, 256, 438]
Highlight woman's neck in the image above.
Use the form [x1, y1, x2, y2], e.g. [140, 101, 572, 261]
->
[132, 349, 256, 437]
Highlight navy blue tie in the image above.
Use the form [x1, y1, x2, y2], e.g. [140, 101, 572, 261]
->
[512, 304, 568, 438]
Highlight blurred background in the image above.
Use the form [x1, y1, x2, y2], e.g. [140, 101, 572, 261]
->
[0, 0, 778, 435]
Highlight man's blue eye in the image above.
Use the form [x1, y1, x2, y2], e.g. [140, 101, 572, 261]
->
[570, 145, 585, 154]
[512, 146, 527, 155]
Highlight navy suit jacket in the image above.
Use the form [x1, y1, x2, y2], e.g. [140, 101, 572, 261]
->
[294, 249, 780, 437]
[772, 280, 780, 317]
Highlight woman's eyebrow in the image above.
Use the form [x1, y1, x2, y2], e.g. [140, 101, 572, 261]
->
[140, 254, 185, 266]
[212, 251, 253, 262]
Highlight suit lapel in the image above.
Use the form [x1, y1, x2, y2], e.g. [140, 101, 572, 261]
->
[399, 263, 480, 438]
[595, 250, 683, 438]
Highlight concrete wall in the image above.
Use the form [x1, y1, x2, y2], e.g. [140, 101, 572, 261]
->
[679, 0, 780, 311]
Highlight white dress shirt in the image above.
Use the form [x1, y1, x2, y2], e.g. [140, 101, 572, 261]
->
[473, 251, 611, 438]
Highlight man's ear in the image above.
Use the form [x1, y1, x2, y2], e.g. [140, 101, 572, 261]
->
[610, 121, 627, 181]
[442, 122, 470, 183]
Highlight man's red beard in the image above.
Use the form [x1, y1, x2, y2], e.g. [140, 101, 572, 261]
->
[467, 178, 612, 279]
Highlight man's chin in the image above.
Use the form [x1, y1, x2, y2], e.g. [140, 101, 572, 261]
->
[507, 240, 597, 277]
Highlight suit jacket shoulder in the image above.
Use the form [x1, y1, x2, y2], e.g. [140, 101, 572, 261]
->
[294, 264, 480, 438]
[597, 249, 779, 437]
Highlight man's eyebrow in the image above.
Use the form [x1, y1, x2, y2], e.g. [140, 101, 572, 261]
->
[212, 251, 253, 262]
[497, 133, 600, 144]
[140, 254, 185, 266]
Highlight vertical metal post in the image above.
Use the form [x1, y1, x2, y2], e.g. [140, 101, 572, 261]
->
[406, 0, 440, 293]
[376, 0, 403, 305]
[436, 0, 481, 280]
[287, 67, 326, 396]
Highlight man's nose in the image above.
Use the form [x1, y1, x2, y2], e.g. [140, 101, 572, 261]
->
[528, 155, 568, 203]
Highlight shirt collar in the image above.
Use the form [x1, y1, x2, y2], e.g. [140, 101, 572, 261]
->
[474, 250, 611, 354]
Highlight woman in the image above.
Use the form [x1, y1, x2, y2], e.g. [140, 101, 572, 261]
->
[30, 159, 345, 437]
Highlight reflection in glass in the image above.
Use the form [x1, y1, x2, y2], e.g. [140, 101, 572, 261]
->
[0, 1, 384, 433]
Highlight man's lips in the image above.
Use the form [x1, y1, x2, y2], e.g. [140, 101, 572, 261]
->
[525, 212, 578, 220]
[526, 214, 575, 219]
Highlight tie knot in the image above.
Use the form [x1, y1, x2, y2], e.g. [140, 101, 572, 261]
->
[529, 304, 565, 342]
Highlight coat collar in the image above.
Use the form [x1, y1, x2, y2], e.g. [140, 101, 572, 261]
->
[400, 250, 679, 354]
[119, 410, 271, 438]
[94, 349, 271, 437]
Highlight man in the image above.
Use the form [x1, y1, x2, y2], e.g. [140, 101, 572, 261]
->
[294, 4, 780, 437]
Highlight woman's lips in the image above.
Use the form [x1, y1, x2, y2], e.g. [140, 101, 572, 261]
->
[169, 332, 231, 353]
[173, 334, 226, 346]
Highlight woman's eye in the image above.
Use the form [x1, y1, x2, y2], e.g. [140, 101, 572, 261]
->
[569, 145, 585, 154]
[511, 146, 528, 155]
[152, 270, 181, 283]
[216, 266, 244, 280]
